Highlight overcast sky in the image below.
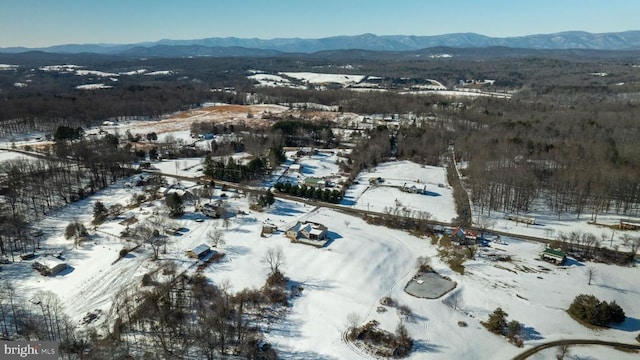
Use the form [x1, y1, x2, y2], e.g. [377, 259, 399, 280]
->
[1, 0, 638, 48]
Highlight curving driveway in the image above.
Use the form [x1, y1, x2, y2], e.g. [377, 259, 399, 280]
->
[513, 339, 640, 360]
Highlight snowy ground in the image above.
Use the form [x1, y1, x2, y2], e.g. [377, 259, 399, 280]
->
[2, 157, 637, 359]
[473, 203, 640, 252]
[279, 72, 366, 86]
[342, 160, 457, 223]
[0, 149, 34, 163]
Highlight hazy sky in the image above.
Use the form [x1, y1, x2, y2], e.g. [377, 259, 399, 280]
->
[1, 0, 638, 48]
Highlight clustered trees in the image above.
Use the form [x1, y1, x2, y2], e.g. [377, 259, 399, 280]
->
[549, 230, 638, 264]
[273, 182, 343, 203]
[271, 118, 336, 147]
[99, 248, 290, 359]
[483, 307, 523, 347]
[165, 192, 184, 218]
[568, 294, 626, 327]
[346, 319, 414, 358]
[203, 154, 276, 183]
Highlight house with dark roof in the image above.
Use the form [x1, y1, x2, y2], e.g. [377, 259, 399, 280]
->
[540, 248, 567, 265]
[187, 244, 211, 259]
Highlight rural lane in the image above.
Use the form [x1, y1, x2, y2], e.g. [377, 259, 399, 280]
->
[512, 339, 640, 359]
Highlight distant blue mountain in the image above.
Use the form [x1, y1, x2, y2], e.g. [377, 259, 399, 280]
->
[2, 31, 640, 55]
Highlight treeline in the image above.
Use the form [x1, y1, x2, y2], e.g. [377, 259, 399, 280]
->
[0, 83, 213, 136]
[273, 182, 343, 203]
[458, 96, 640, 218]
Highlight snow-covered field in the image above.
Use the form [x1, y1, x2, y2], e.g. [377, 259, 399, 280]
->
[38, 64, 173, 78]
[0, 149, 33, 163]
[249, 73, 301, 88]
[76, 83, 113, 90]
[342, 160, 457, 223]
[280, 72, 366, 85]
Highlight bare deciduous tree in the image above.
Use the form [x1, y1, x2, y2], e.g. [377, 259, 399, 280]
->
[134, 224, 163, 260]
[556, 344, 571, 360]
[262, 246, 285, 274]
[621, 235, 640, 261]
[587, 266, 597, 285]
[206, 228, 225, 248]
[346, 312, 361, 331]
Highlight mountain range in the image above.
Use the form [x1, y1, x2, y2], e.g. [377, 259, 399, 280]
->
[3, 31, 640, 56]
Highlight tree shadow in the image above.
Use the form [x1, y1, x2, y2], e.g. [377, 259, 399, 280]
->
[55, 265, 75, 276]
[274, 349, 338, 360]
[611, 316, 640, 332]
[520, 324, 544, 341]
[340, 197, 356, 206]
[223, 245, 251, 257]
[322, 231, 343, 248]
[300, 164, 317, 175]
[595, 283, 636, 294]
[296, 278, 337, 292]
[423, 191, 441, 197]
[271, 201, 305, 216]
[563, 258, 584, 267]
[412, 340, 444, 354]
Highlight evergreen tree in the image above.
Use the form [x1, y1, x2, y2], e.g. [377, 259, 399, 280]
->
[92, 201, 108, 224]
[485, 307, 508, 334]
[165, 192, 184, 218]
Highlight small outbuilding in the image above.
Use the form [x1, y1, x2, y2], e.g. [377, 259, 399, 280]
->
[540, 248, 567, 265]
[262, 222, 278, 234]
[452, 226, 478, 245]
[304, 177, 324, 188]
[187, 244, 211, 259]
[32, 257, 68, 276]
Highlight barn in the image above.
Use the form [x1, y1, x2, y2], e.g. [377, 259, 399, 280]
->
[32, 257, 68, 276]
[187, 244, 211, 259]
[540, 248, 567, 265]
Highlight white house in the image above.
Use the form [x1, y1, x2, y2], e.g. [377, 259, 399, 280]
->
[286, 221, 328, 246]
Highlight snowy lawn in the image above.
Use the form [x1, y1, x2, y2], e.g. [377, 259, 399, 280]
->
[342, 160, 457, 223]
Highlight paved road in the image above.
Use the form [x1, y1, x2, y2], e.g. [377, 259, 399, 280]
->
[513, 339, 640, 359]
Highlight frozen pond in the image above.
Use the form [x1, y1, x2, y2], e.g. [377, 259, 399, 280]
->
[405, 271, 456, 299]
